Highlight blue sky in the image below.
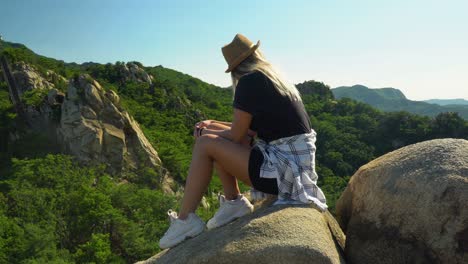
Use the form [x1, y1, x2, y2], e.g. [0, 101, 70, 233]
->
[1, 0, 467, 100]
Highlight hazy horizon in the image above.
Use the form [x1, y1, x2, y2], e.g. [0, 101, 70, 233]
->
[1, 0, 467, 101]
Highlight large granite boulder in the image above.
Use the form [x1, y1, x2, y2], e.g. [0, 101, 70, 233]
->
[138, 203, 346, 264]
[336, 138, 468, 264]
[59, 74, 173, 191]
[5, 61, 173, 192]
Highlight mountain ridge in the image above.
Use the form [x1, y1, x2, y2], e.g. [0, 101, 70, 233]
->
[332, 84, 468, 120]
[424, 98, 468, 106]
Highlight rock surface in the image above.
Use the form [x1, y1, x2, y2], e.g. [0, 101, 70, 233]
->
[58, 74, 172, 191]
[12, 61, 54, 97]
[6, 61, 173, 192]
[10, 62, 60, 131]
[138, 203, 346, 264]
[336, 138, 468, 264]
[118, 62, 154, 84]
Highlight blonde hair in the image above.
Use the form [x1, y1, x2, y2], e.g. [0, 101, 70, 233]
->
[230, 49, 301, 102]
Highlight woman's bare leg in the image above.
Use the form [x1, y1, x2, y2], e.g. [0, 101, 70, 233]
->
[178, 134, 252, 219]
[214, 162, 240, 200]
[205, 123, 251, 200]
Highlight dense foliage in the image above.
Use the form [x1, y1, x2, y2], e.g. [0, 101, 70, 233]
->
[0, 39, 467, 263]
[0, 154, 183, 263]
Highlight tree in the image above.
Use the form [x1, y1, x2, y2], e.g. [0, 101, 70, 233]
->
[431, 112, 467, 139]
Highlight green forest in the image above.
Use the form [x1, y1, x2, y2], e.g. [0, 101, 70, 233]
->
[0, 40, 467, 263]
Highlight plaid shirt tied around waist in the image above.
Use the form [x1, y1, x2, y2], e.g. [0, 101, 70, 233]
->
[254, 129, 328, 211]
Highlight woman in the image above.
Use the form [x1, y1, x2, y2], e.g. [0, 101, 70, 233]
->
[159, 34, 327, 249]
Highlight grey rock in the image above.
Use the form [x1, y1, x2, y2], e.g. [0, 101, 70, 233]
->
[12, 62, 54, 97]
[57, 74, 172, 190]
[336, 138, 468, 264]
[7, 62, 172, 191]
[81, 106, 97, 119]
[84, 83, 103, 110]
[118, 62, 153, 84]
[47, 89, 64, 105]
[138, 203, 346, 264]
[105, 89, 120, 105]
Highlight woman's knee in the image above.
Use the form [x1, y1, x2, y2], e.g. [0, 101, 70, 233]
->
[195, 134, 250, 162]
[194, 134, 218, 151]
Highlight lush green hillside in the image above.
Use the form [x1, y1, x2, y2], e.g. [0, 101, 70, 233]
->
[333, 85, 468, 119]
[1, 39, 467, 263]
[424, 99, 468, 106]
[333, 85, 407, 101]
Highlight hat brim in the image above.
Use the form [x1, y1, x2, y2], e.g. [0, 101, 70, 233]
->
[225, 40, 260, 73]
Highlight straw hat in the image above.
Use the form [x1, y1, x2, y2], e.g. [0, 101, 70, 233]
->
[222, 34, 260, 73]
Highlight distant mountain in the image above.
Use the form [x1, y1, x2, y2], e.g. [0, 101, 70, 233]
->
[424, 99, 468, 106]
[333, 84, 406, 101]
[332, 85, 468, 120]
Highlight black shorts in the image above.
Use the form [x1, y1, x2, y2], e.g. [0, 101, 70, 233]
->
[248, 146, 279, 195]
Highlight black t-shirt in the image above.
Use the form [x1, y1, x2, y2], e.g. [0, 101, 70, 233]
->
[233, 70, 311, 142]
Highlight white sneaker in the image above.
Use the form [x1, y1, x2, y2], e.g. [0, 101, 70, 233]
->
[206, 194, 254, 229]
[159, 210, 205, 249]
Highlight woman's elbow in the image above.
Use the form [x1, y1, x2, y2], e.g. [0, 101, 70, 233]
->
[231, 131, 246, 144]
[232, 136, 244, 144]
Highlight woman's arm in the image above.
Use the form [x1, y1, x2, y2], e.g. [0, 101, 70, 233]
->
[195, 119, 256, 137]
[211, 120, 232, 126]
[200, 109, 252, 144]
[195, 119, 253, 147]
[195, 120, 231, 128]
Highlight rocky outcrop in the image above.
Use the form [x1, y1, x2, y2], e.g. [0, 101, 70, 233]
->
[336, 138, 468, 264]
[12, 61, 54, 98]
[58, 74, 172, 190]
[138, 202, 346, 264]
[7, 62, 62, 131]
[118, 62, 153, 84]
[4, 61, 173, 192]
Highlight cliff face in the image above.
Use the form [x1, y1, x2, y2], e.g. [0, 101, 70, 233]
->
[12, 61, 57, 97]
[59, 75, 166, 180]
[4, 61, 173, 192]
[3, 61, 64, 135]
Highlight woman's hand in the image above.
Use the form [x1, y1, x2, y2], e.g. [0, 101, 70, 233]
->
[193, 126, 206, 138]
[195, 120, 213, 129]
[193, 120, 213, 138]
